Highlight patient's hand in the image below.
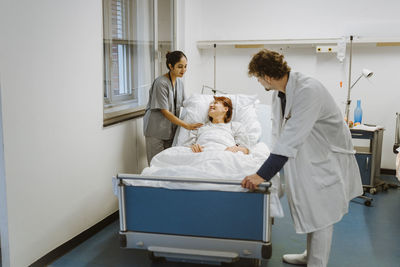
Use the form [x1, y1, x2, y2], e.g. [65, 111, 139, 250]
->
[191, 144, 204, 153]
[225, 146, 249, 154]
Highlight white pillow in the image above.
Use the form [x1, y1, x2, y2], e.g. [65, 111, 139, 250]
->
[255, 104, 272, 147]
[174, 94, 262, 146]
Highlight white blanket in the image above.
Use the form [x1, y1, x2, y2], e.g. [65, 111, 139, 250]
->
[123, 142, 284, 218]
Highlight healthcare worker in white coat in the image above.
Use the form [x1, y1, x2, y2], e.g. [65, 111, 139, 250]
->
[241, 49, 363, 267]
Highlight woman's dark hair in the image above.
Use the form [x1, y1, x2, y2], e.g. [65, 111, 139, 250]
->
[248, 49, 291, 79]
[209, 96, 233, 123]
[166, 50, 187, 70]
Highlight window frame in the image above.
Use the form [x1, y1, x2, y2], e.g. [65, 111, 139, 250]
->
[102, 0, 175, 127]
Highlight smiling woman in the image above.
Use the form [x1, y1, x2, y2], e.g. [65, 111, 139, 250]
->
[208, 96, 233, 123]
[186, 96, 249, 155]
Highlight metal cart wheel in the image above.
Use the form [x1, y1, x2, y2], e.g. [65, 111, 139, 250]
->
[383, 184, 389, 191]
[253, 259, 262, 267]
[245, 259, 262, 267]
[364, 200, 372, 206]
[225, 258, 262, 267]
[369, 188, 377, 194]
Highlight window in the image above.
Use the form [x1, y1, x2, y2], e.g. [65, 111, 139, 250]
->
[102, 0, 174, 126]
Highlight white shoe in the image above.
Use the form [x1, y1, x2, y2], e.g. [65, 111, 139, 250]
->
[282, 250, 307, 265]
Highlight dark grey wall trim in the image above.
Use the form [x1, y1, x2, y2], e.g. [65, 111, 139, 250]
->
[29, 211, 119, 267]
[381, 168, 396, 175]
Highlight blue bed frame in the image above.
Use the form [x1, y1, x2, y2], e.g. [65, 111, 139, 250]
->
[116, 174, 273, 266]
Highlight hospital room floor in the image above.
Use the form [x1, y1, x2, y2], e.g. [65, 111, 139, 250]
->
[49, 175, 400, 267]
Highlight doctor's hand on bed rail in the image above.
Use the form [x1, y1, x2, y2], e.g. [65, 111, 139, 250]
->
[225, 145, 249, 154]
[190, 144, 204, 153]
[241, 174, 265, 190]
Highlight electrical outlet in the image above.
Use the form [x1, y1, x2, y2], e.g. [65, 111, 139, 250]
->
[316, 46, 338, 53]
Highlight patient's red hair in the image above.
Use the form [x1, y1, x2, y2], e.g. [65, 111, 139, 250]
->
[209, 96, 233, 123]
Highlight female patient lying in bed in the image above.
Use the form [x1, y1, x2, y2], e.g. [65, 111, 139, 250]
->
[138, 96, 284, 217]
[186, 96, 250, 154]
[143, 95, 263, 178]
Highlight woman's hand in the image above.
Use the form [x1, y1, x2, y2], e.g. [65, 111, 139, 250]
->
[184, 123, 203, 130]
[225, 145, 249, 154]
[160, 109, 203, 130]
[191, 144, 204, 153]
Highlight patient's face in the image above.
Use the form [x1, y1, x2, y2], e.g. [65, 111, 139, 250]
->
[208, 100, 228, 118]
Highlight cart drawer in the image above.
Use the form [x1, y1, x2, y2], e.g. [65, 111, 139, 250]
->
[351, 129, 373, 139]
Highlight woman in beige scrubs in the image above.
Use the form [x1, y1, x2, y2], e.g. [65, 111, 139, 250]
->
[143, 51, 203, 164]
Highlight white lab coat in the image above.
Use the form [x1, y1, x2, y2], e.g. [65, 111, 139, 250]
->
[271, 72, 363, 234]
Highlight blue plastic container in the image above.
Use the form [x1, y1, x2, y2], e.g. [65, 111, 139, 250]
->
[354, 100, 363, 124]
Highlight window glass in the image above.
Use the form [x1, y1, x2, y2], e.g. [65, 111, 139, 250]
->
[103, 0, 164, 125]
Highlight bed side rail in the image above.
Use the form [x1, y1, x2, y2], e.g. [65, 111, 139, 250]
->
[116, 173, 271, 191]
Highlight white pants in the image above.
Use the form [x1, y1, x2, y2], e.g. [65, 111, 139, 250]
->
[306, 225, 334, 267]
[145, 137, 173, 165]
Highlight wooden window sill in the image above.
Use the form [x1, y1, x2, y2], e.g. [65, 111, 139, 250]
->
[103, 106, 145, 127]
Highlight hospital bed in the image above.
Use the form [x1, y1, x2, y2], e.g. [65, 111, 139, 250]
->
[115, 95, 277, 266]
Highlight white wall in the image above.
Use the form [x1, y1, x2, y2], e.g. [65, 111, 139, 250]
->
[0, 76, 10, 267]
[0, 0, 146, 266]
[181, 0, 400, 169]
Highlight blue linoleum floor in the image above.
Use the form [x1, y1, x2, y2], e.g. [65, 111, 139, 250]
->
[49, 175, 400, 267]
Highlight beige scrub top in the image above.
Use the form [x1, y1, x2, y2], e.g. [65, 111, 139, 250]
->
[143, 75, 185, 140]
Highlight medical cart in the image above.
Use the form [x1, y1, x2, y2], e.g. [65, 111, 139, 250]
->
[351, 127, 387, 195]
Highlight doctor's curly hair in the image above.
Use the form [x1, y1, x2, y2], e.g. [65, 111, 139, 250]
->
[248, 49, 291, 79]
[209, 96, 233, 123]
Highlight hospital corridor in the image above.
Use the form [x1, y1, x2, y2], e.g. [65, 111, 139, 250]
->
[1, 0, 400, 267]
